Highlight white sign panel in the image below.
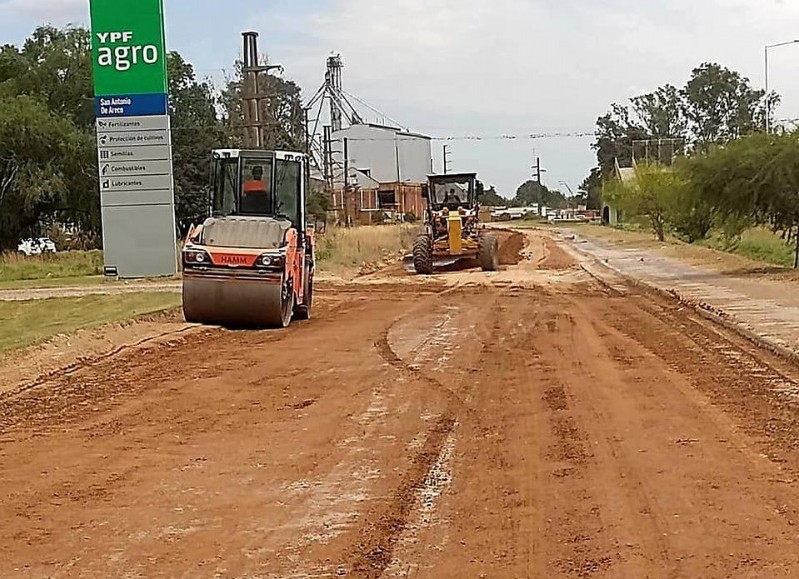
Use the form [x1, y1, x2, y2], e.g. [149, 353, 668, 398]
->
[96, 115, 170, 132]
[101, 174, 173, 192]
[101, 190, 175, 207]
[98, 144, 171, 162]
[97, 129, 170, 147]
[99, 159, 172, 177]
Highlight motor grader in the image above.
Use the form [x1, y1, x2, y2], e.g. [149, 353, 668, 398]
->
[409, 172, 498, 275]
[181, 149, 314, 328]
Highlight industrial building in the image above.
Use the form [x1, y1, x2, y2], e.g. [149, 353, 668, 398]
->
[306, 55, 433, 225]
[330, 123, 432, 224]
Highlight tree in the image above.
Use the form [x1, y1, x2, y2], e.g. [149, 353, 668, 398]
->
[666, 160, 713, 243]
[631, 84, 688, 139]
[513, 180, 567, 209]
[579, 168, 603, 210]
[683, 63, 774, 148]
[480, 185, 508, 207]
[686, 132, 799, 266]
[0, 96, 84, 248]
[168, 52, 229, 233]
[0, 27, 105, 246]
[6, 26, 95, 130]
[592, 103, 650, 179]
[592, 83, 690, 185]
[603, 163, 685, 242]
[306, 180, 330, 222]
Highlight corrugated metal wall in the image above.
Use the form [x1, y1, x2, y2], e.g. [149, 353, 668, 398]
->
[331, 124, 432, 185]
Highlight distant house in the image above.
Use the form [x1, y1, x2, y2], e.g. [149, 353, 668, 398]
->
[602, 158, 633, 226]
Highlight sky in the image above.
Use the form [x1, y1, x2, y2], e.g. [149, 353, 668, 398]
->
[3, 0, 799, 197]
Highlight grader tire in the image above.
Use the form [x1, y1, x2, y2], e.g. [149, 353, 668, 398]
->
[413, 233, 434, 275]
[479, 233, 499, 272]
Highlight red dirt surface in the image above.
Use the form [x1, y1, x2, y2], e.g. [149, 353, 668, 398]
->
[4, 230, 799, 577]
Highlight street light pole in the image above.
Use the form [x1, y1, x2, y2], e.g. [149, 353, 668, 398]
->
[765, 45, 770, 133]
[765, 39, 799, 133]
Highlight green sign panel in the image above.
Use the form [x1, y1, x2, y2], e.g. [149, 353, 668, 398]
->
[90, 0, 168, 96]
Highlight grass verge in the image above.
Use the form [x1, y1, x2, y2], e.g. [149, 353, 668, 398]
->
[0, 292, 181, 353]
[316, 224, 421, 275]
[561, 223, 799, 277]
[697, 228, 796, 268]
[0, 276, 108, 291]
[0, 250, 103, 283]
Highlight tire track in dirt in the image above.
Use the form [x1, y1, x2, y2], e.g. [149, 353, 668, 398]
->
[344, 412, 457, 576]
[551, 289, 799, 577]
[346, 292, 498, 577]
[378, 289, 539, 577]
[545, 298, 675, 577]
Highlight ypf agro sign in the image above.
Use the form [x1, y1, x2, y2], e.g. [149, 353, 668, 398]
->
[90, 1, 168, 95]
[90, 0, 177, 278]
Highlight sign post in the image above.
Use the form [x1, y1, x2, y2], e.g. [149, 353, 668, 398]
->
[90, 0, 178, 278]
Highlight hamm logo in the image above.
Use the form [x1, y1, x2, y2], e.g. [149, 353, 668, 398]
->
[218, 254, 250, 266]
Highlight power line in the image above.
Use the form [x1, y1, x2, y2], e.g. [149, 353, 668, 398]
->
[135, 126, 598, 141]
[340, 89, 409, 131]
[323, 131, 596, 142]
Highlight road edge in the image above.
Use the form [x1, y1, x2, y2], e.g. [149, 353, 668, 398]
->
[556, 231, 799, 366]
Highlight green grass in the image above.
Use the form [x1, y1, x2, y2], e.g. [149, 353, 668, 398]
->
[0, 250, 103, 283]
[697, 228, 796, 268]
[0, 292, 181, 353]
[0, 275, 107, 291]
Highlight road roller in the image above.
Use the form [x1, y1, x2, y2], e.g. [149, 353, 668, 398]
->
[182, 149, 314, 328]
[404, 172, 499, 274]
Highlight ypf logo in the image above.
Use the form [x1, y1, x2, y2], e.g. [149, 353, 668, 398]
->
[96, 31, 159, 72]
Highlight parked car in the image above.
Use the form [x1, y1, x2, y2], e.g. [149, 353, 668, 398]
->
[17, 237, 57, 256]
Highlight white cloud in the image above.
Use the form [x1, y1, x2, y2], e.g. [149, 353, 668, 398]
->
[256, 0, 799, 191]
[0, 0, 86, 23]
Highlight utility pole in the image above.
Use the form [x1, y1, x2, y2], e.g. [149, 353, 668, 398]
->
[322, 125, 333, 192]
[765, 39, 799, 133]
[443, 144, 451, 175]
[241, 31, 283, 148]
[303, 108, 311, 155]
[532, 155, 548, 216]
[343, 137, 351, 228]
[533, 156, 547, 184]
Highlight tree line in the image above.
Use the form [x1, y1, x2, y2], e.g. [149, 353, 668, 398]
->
[0, 25, 306, 250]
[483, 181, 576, 210]
[583, 61, 799, 266]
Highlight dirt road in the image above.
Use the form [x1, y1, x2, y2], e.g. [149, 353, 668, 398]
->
[4, 229, 799, 578]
